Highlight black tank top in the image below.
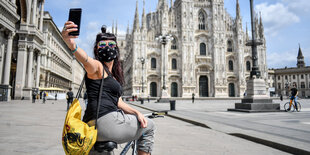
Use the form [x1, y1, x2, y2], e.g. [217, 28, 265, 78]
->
[82, 67, 122, 123]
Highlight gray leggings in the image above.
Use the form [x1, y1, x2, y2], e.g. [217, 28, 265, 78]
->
[88, 110, 155, 154]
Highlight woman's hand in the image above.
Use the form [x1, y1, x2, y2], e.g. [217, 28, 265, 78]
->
[61, 21, 78, 50]
[136, 112, 148, 128]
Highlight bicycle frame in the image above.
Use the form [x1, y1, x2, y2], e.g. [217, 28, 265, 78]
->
[120, 140, 137, 155]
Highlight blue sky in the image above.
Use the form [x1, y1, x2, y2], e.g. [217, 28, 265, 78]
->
[45, 0, 310, 69]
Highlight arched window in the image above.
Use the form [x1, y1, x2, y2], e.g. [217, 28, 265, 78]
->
[171, 37, 177, 49]
[227, 40, 233, 52]
[246, 61, 251, 71]
[200, 43, 206, 55]
[151, 58, 156, 69]
[229, 60, 233, 71]
[198, 11, 206, 30]
[172, 58, 177, 70]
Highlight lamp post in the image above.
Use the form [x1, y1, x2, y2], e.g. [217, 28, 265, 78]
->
[138, 57, 145, 93]
[156, 34, 173, 99]
[246, 0, 263, 78]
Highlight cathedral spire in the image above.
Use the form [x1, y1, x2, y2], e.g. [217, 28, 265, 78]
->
[133, 0, 140, 31]
[142, 0, 147, 30]
[127, 21, 130, 34]
[246, 22, 249, 41]
[297, 44, 305, 68]
[255, 13, 259, 39]
[116, 20, 118, 36]
[259, 12, 264, 39]
[236, 0, 240, 19]
[112, 20, 115, 34]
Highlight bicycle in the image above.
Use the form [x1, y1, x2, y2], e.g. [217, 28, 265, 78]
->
[284, 97, 301, 112]
[93, 111, 168, 155]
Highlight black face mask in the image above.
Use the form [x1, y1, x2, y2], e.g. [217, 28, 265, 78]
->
[98, 46, 118, 62]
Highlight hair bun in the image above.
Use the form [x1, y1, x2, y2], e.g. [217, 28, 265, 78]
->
[101, 25, 107, 33]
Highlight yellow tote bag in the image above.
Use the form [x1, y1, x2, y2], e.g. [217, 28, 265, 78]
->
[62, 98, 97, 155]
[62, 74, 104, 155]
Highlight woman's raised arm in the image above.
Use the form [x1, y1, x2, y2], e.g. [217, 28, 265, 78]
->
[61, 21, 99, 75]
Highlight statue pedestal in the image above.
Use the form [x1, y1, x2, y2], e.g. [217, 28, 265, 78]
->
[157, 89, 170, 103]
[228, 78, 280, 112]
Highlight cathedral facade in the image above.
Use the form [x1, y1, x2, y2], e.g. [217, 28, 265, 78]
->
[122, 0, 268, 98]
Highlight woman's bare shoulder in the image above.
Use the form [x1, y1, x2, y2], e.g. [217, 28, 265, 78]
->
[86, 61, 108, 79]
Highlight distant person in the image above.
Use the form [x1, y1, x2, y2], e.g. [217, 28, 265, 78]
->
[66, 88, 74, 111]
[83, 91, 88, 107]
[243, 91, 247, 97]
[55, 93, 57, 100]
[280, 94, 283, 101]
[43, 91, 47, 104]
[147, 95, 150, 103]
[192, 93, 195, 103]
[287, 84, 298, 111]
[132, 95, 134, 101]
[32, 91, 37, 103]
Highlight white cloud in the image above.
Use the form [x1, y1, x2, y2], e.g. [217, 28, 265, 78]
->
[69, 0, 81, 7]
[267, 46, 310, 68]
[256, 2, 300, 36]
[282, 0, 310, 15]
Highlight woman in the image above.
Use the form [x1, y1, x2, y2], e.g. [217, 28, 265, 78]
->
[62, 21, 155, 155]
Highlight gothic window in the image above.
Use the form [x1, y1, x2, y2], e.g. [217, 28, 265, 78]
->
[278, 76, 280, 80]
[278, 83, 281, 89]
[151, 58, 156, 69]
[285, 75, 288, 80]
[171, 37, 177, 49]
[227, 40, 233, 52]
[198, 11, 206, 30]
[228, 60, 234, 71]
[246, 61, 251, 71]
[200, 43, 206, 55]
[293, 75, 296, 79]
[301, 74, 304, 79]
[172, 58, 177, 70]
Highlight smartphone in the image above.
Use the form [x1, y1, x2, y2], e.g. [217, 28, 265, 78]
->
[68, 8, 82, 36]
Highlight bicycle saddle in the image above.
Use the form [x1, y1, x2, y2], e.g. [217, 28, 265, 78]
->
[94, 141, 117, 153]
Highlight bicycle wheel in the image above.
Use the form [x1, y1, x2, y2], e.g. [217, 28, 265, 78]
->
[295, 102, 301, 112]
[284, 102, 293, 112]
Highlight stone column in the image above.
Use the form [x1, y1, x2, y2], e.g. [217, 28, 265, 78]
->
[39, 0, 44, 31]
[15, 43, 28, 99]
[0, 45, 5, 83]
[3, 32, 15, 85]
[36, 53, 41, 88]
[27, 46, 34, 88]
[31, 0, 38, 24]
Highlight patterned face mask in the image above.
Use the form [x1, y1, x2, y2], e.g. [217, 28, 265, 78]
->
[97, 41, 118, 62]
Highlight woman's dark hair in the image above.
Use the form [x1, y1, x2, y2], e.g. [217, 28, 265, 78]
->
[93, 25, 124, 85]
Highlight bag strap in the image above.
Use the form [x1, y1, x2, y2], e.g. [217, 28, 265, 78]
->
[95, 67, 105, 129]
[75, 73, 86, 99]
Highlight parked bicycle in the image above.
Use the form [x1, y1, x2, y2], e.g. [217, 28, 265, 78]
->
[284, 96, 301, 112]
[94, 111, 167, 155]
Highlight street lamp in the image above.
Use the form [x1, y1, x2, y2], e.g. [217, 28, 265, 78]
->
[138, 57, 145, 93]
[246, 0, 263, 78]
[155, 34, 173, 93]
